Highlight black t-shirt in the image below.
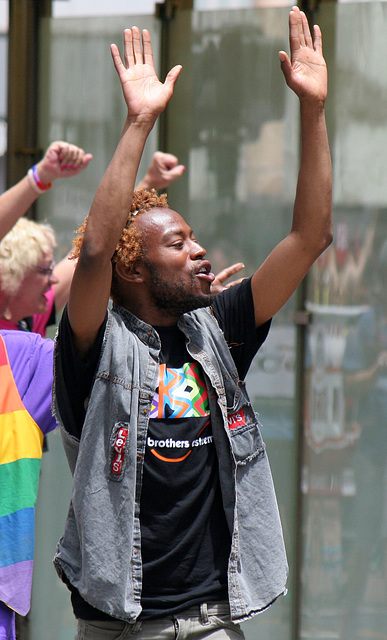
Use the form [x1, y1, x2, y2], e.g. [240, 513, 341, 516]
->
[56, 277, 270, 620]
[141, 324, 229, 618]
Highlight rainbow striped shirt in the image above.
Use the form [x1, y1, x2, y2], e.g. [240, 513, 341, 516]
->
[0, 332, 55, 616]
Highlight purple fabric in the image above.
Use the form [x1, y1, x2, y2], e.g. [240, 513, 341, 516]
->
[0, 330, 56, 435]
[0, 602, 15, 640]
[0, 561, 33, 617]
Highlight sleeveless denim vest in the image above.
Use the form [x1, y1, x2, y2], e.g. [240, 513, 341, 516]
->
[53, 304, 288, 623]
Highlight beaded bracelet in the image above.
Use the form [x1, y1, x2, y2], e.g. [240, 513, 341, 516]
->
[27, 165, 52, 194]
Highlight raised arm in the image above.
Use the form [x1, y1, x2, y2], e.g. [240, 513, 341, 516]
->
[251, 6, 333, 327]
[68, 27, 182, 355]
[0, 141, 92, 240]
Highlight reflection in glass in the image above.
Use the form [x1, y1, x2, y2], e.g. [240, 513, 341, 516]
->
[300, 4, 387, 639]
[303, 212, 387, 639]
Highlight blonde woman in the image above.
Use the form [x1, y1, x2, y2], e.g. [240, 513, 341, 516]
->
[0, 217, 72, 335]
[0, 141, 92, 335]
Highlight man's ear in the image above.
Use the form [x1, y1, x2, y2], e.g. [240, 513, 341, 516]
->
[115, 260, 145, 284]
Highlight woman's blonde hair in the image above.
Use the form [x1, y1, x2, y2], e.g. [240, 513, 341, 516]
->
[0, 217, 56, 295]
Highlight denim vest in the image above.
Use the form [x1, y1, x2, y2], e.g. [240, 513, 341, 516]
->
[53, 304, 288, 623]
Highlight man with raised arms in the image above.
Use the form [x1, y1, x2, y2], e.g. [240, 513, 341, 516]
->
[53, 7, 332, 639]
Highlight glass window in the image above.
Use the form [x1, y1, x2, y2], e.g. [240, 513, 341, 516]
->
[36, 14, 160, 261]
[301, 4, 387, 638]
[52, 0, 158, 17]
[0, 1, 8, 31]
[194, 0, 293, 8]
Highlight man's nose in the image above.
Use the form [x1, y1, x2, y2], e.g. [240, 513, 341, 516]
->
[191, 240, 206, 259]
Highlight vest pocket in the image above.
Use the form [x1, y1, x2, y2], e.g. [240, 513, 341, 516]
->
[226, 381, 265, 465]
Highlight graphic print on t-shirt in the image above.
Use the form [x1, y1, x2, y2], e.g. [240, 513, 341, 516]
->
[150, 363, 209, 419]
[147, 362, 212, 463]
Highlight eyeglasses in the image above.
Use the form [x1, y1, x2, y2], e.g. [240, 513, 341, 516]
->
[35, 261, 56, 277]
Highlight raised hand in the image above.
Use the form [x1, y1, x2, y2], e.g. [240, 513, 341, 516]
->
[279, 6, 327, 104]
[36, 141, 93, 184]
[110, 27, 182, 126]
[136, 151, 185, 191]
[211, 262, 245, 295]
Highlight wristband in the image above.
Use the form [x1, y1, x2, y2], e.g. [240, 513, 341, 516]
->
[27, 165, 52, 194]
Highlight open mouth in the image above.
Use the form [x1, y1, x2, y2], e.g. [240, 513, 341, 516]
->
[40, 291, 49, 306]
[195, 261, 215, 283]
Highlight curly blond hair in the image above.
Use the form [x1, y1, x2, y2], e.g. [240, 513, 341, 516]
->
[72, 188, 168, 273]
[0, 217, 56, 295]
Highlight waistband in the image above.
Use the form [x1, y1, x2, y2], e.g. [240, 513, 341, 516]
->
[174, 601, 231, 623]
[76, 601, 234, 639]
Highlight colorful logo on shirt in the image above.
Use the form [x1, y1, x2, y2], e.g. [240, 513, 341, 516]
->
[150, 363, 209, 419]
[147, 362, 212, 463]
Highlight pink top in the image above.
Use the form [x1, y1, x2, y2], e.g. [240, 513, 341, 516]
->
[0, 286, 55, 338]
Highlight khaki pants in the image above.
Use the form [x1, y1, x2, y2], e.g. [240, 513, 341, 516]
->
[76, 602, 245, 640]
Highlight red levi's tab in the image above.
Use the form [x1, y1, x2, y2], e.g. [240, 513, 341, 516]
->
[111, 427, 128, 475]
[227, 409, 246, 430]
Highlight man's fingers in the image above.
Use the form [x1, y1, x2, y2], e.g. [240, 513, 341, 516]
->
[211, 262, 245, 294]
[288, 6, 302, 53]
[122, 29, 133, 69]
[300, 9, 313, 48]
[164, 65, 183, 92]
[294, 6, 306, 47]
[313, 24, 323, 55]
[110, 43, 125, 76]
[278, 50, 293, 88]
[216, 262, 245, 283]
[131, 27, 143, 65]
[142, 29, 154, 67]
